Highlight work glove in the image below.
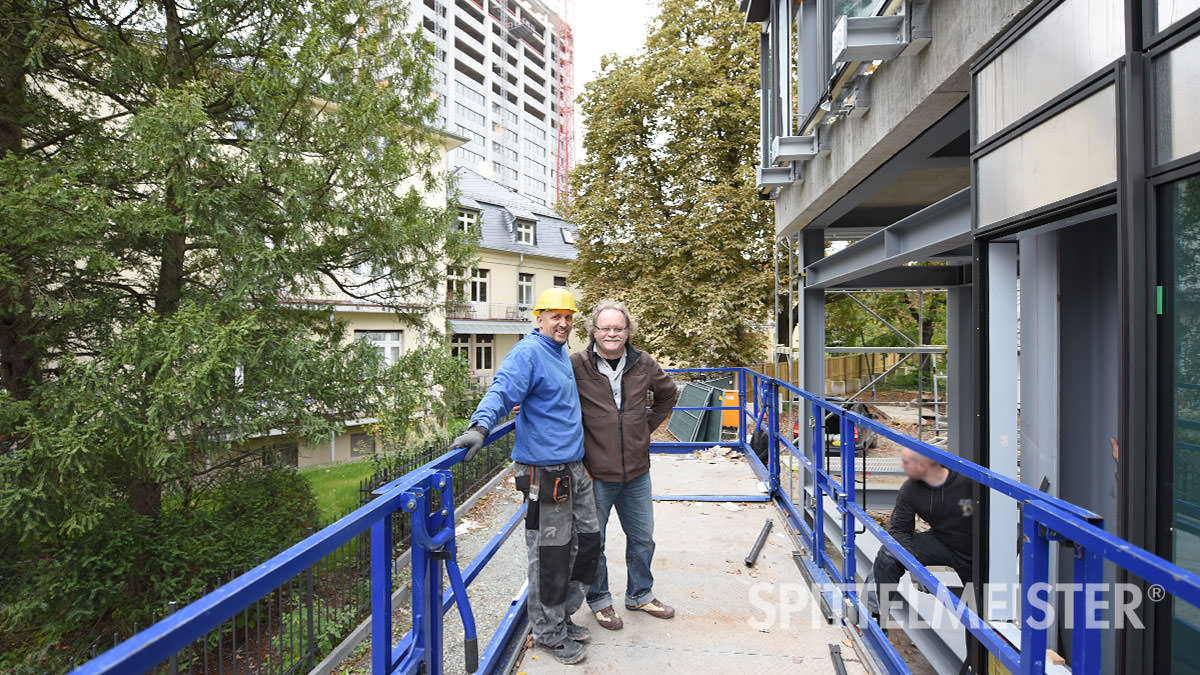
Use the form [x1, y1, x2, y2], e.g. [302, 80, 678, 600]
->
[451, 425, 488, 462]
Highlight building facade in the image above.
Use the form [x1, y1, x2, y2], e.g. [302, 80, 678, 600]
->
[747, 0, 1199, 673]
[448, 166, 582, 386]
[414, 0, 573, 208]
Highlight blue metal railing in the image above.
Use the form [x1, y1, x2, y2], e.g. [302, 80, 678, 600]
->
[75, 368, 1200, 675]
[736, 368, 1200, 675]
[74, 421, 525, 675]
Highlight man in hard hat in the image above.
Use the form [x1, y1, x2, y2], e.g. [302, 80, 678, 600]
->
[451, 287, 599, 666]
[570, 300, 678, 632]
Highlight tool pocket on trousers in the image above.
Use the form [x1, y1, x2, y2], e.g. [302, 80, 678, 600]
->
[539, 465, 571, 504]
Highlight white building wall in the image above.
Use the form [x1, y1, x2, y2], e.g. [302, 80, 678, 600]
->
[415, 0, 566, 207]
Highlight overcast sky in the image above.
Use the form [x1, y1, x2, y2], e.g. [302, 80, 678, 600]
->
[569, 0, 660, 161]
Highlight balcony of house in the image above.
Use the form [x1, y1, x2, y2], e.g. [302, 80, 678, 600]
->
[446, 301, 532, 322]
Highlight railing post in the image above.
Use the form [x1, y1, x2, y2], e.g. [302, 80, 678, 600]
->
[768, 379, 781, 495]
[1072, 544, 1103, 673]
[840, 414, 857, 587]
[738, 369, 748, 451]
[305, 564, 315, 669]
[1019, 514, 1050, 675]
[410, 485, 445, 675]
[167, 602, 178, 675]
[812, 401, 825, 569]
[371, 499, 396, 674]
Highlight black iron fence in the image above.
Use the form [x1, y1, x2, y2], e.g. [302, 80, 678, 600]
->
[64, 436, 513, 675]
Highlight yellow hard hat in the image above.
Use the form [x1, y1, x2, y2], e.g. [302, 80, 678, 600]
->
[532, 288, 577, 316]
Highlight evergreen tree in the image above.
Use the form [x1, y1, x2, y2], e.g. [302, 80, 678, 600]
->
[0, 0, 472, 657]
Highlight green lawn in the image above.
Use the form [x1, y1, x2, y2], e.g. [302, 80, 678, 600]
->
[301, 459, 378, 523]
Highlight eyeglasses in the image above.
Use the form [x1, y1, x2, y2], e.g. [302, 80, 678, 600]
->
[594, 326, 628, 334]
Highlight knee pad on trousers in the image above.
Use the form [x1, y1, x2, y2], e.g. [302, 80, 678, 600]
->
[538, 543, 572, 605]
[571, 531, 601, 585]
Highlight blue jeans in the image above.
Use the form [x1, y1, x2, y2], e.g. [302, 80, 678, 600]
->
[587, 471, 657, 611]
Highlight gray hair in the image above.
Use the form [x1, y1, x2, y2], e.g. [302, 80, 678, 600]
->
[587, 299, 638, 338]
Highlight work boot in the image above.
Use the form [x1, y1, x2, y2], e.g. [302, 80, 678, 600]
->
[566, 618, 591, 642]
[593, 606, 623, 630]
[541, 638, 586, 665]
[625, 599, 675, 619]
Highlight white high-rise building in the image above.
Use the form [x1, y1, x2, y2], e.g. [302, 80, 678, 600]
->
[415, 0, 573, 208]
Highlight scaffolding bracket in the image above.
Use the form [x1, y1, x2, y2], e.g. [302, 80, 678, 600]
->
[757, 165, 795, 190]
[831, 15, 906, 64]
[771, 134, 819, 164]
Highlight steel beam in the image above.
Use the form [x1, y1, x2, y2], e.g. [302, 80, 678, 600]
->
[824, 346, 946, 354]
[772, 134, 819, 163]
[758, 165, 794, 189]
[831, 15, 906, 63]
[828, 265, 969, 289]
[805, 188, 972, 289]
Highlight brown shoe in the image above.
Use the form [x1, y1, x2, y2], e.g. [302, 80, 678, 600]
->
[626, 599, 675, 619]
[593, 606, 623, 630]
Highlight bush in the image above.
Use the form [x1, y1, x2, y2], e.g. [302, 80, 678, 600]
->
[0, 465, 317, 673]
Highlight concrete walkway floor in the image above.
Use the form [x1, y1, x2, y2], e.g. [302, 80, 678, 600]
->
[513, 452, 869, 674]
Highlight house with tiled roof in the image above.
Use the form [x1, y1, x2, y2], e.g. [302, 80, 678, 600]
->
[447, 167, 582, 383]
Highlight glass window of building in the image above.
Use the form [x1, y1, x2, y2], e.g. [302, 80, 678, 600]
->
[525, 138, 546, 156]
[456, 209, 478, 232]
[525, 119, 546, 141]
[1158, 0, 1200, 31]
[455, 102, 485, 127]
[492, 142, 518, 162]
[447, 265, 467, 298]
[1155, 33, 1200, 164]
[474, 334, 494, 371]
[524, 176, 546, 193]
[451, 334, 470, 361]
[976, 86, 1117, 227]
[553, 276, 567, 288]
[516, 220, 535, 245]
[493, 162, 518, 182]
[974, 0, 1123, 143]
[471, 268, 489, 302]
[1160, 174, 1200, 673]
[518, 273, 535, 306]
[525, 157, 546, 176]
[355, 330, 403, 366]
[455, 78, 486, 106]
[452, 146, 485, 165]
[455, 124, 485, 147]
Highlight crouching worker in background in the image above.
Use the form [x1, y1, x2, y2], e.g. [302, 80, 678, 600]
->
[867, 448, 975, 630]
[451, 288, 599, 665]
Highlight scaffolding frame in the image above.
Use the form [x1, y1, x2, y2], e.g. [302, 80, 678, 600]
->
[774, 233, 949, 446]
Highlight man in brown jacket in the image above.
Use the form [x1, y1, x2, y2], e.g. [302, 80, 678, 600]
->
[570, 300, 679, 631]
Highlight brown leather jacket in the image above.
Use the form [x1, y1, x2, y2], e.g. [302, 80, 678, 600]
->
[570, 343, 679, 483]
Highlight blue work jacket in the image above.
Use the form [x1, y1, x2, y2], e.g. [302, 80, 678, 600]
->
[469, 329, 585, 465]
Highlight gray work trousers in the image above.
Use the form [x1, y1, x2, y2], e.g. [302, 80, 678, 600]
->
[516, 460, 601, 647]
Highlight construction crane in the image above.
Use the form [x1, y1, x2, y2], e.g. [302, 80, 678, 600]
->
[554, 0, 573, 208]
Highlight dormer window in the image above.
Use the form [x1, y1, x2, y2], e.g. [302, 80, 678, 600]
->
[456, 209, 478, 232]
[516, 219, 536, 245]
